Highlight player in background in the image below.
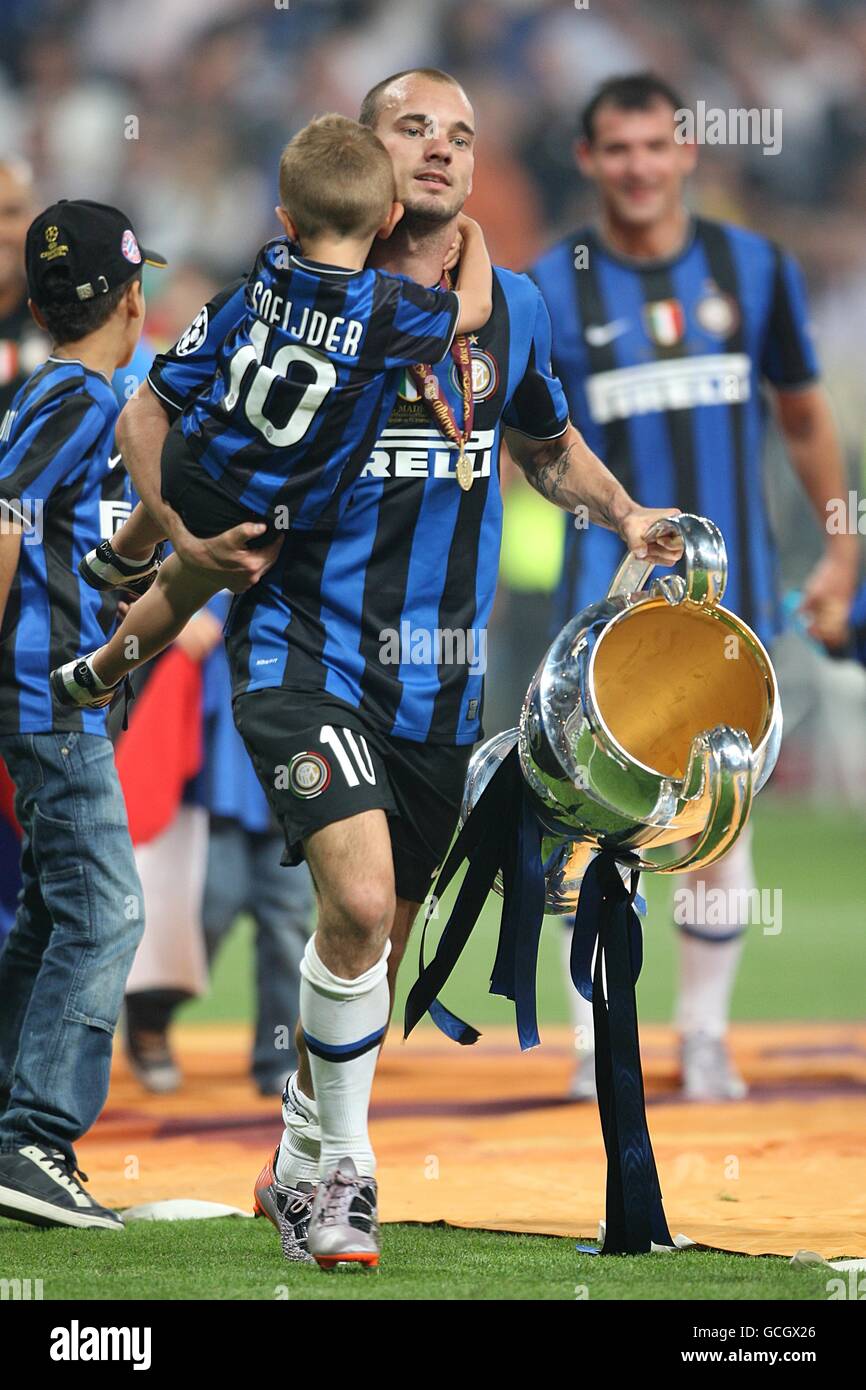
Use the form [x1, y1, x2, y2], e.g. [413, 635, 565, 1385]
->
[50, 114, 492, 709]
[0, 200, 165, 1228]
[112, 70, 682, 1270]
[531, 73, 858, 1101]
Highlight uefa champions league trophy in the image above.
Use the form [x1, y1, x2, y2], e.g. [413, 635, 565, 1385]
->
[465, 511, 782, 906]
[405, 513, 782, 1254]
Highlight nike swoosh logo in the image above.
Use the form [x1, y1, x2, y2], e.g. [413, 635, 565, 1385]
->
[585, 320, 630, 347]
[107, 453, 122, 470]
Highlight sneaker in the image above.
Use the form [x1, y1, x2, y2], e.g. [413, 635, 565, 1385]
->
[50, 654, 119, 711]
[307, 1157, 379, 1270]
[680, 1031, 748, 1101]
[79, 539, 163, 595]
[125, 1023, 181, 1095]
[568, 1051, 598, 1102]
[253, 1147, 315, 1263]
[0, 1145, 123, 1230]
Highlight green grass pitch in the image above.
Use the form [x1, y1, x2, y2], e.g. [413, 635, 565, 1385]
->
[1, 796, 860, 1300]
[0, 1219, 837, 1302]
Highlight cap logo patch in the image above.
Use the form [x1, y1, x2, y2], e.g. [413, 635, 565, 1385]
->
[121, 229, 142, 264]
[39, 225, 69, 261]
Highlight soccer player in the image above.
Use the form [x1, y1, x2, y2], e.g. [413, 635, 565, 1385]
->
[113, 69, 682, 1268]
[0, 199, 165, 1227]
[530, 73, 859, 1101]
[50, 114, 492, 707]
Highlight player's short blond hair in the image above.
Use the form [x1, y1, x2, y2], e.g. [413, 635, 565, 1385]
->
[278, 114, 395, 241]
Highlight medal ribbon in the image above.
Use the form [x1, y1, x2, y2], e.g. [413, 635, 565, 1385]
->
[408, 274, 474, 468]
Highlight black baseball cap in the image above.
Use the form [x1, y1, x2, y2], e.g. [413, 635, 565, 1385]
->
[25, 199, 167, 306]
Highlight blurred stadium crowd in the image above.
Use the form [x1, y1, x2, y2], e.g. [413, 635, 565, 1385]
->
[1, 0, 865, 792]
[1, 0, 865, 442]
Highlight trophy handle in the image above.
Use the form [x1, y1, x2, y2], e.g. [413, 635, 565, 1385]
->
[635, 726, 754, 874]
[607, 513, 728, 607]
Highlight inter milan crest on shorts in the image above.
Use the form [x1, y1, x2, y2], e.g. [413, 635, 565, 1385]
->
[288, 752, 331, 799]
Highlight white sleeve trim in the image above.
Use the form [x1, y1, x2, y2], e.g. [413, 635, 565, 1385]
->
[146, 372, 182, 410]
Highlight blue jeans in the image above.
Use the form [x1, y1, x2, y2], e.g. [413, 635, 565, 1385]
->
[0, 732, 144, 1165]
[202, 819, 312, 1087]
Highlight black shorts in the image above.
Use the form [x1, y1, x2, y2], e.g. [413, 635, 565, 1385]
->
[160, 422, 278, 549]
[233, 687, 473, 903]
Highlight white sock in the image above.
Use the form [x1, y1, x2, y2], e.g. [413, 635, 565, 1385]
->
[84, 652, 114, 692]
[676, 932, 745, 1039]
[299, 937, 390, 1179]
[275, 1071, 321, 1187]
[112, 546, 155, 568]
[561, 923, 596, 1060]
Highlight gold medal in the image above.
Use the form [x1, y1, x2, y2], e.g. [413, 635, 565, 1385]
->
[409, 270, 476, 491]
[456, 443, 473, 491]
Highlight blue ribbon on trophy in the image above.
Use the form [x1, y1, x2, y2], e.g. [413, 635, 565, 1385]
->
[405, 514, 783, 1256]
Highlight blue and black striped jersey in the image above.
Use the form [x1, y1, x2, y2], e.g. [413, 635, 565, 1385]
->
[151, 238, 459, 529]
[148, 266, 569, 745]
[0, 357, 129, 734]
[531, 216, 819, 644]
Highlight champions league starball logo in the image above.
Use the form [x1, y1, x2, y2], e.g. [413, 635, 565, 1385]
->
[174, 307, 210, 357]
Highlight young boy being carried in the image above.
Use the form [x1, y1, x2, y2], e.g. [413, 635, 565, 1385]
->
[51, 114, 492, 708]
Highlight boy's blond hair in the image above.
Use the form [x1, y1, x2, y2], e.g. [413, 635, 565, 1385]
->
[278, 114, 396, 241]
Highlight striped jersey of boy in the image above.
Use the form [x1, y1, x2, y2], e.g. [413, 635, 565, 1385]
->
[150, 236, 460, 530]
[0, 357, 129, 732]
[531, 216, 819, 646]
[147, 264, 568, 746]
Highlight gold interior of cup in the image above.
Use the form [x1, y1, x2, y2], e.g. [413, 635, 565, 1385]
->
[591, 599, 771, 779]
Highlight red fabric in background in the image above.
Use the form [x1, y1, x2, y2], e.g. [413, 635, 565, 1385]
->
[0, 758, 20, 837]
[116, 649, 203, 846]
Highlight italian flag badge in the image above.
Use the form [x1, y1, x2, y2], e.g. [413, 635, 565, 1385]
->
[643, 299, 686, 347]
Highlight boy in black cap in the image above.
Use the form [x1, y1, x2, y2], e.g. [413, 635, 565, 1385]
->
[0, 199, 165, 1229]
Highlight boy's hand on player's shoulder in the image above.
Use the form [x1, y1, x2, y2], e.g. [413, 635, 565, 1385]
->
[444, 217, 484, 273]
[443, 228, 463, 274]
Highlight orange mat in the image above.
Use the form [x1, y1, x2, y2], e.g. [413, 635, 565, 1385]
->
[82, 1021, 866, 1258]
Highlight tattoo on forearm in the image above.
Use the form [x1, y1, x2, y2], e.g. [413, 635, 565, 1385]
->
[523, 439, 577, 505]
[522, 439, 619, 529]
